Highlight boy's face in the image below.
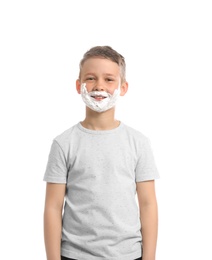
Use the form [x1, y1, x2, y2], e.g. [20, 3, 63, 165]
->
[76, 58, 128, 97]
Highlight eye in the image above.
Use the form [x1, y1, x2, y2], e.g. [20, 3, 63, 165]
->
[106, 78, 114, 82]
[86, 77, 95, 81]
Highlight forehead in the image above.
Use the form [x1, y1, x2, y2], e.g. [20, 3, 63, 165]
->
[81, 57, 120, 75]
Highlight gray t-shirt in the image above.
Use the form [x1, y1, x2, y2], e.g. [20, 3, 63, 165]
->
[43, 122, 159, 260]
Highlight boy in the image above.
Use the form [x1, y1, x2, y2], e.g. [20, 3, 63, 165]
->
[43, 46, 159, 260]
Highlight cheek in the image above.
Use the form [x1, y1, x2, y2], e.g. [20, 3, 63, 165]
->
[84, 82, 96, 91]
[85, 85, 93, 92]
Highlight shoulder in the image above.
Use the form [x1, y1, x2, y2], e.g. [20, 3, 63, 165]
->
[121, 122, 149, 142]
[53, 123, 80, 147]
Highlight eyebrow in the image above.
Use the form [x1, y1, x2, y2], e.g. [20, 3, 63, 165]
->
[84, 73, 117, 77]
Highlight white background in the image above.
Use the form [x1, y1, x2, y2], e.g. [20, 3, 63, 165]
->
[0, 1, 212, 259]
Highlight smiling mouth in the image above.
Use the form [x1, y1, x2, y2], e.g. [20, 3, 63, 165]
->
[91, 95, 107, 101]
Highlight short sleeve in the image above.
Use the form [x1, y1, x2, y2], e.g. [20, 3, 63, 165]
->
[135, 137, 160, 182]
[43, 140, 67, 183]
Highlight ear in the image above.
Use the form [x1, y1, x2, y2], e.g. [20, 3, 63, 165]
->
[120, 81, 128, 96]
[76, 79, 81, 94]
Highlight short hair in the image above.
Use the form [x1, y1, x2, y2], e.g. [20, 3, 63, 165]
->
[78, 46, 126, 82]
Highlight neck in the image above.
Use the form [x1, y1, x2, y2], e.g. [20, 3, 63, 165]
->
[81, 107, 120, 130]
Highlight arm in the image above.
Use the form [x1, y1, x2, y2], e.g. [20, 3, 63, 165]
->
[44, 183, 66, 260]
[136, 180, 158, 260]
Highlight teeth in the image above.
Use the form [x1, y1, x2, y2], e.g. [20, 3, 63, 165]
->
[89, 91, 109, 98]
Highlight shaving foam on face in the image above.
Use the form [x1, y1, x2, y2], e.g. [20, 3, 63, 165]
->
[80, 83, 120, 112]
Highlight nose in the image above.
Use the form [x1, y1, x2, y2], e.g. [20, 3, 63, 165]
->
[93, 79, 105, 91]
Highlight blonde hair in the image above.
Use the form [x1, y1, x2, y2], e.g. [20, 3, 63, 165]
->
[78, 46, 126, 82]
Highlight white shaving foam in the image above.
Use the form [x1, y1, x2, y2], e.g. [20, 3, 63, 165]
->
[80, 83, 120, 112]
